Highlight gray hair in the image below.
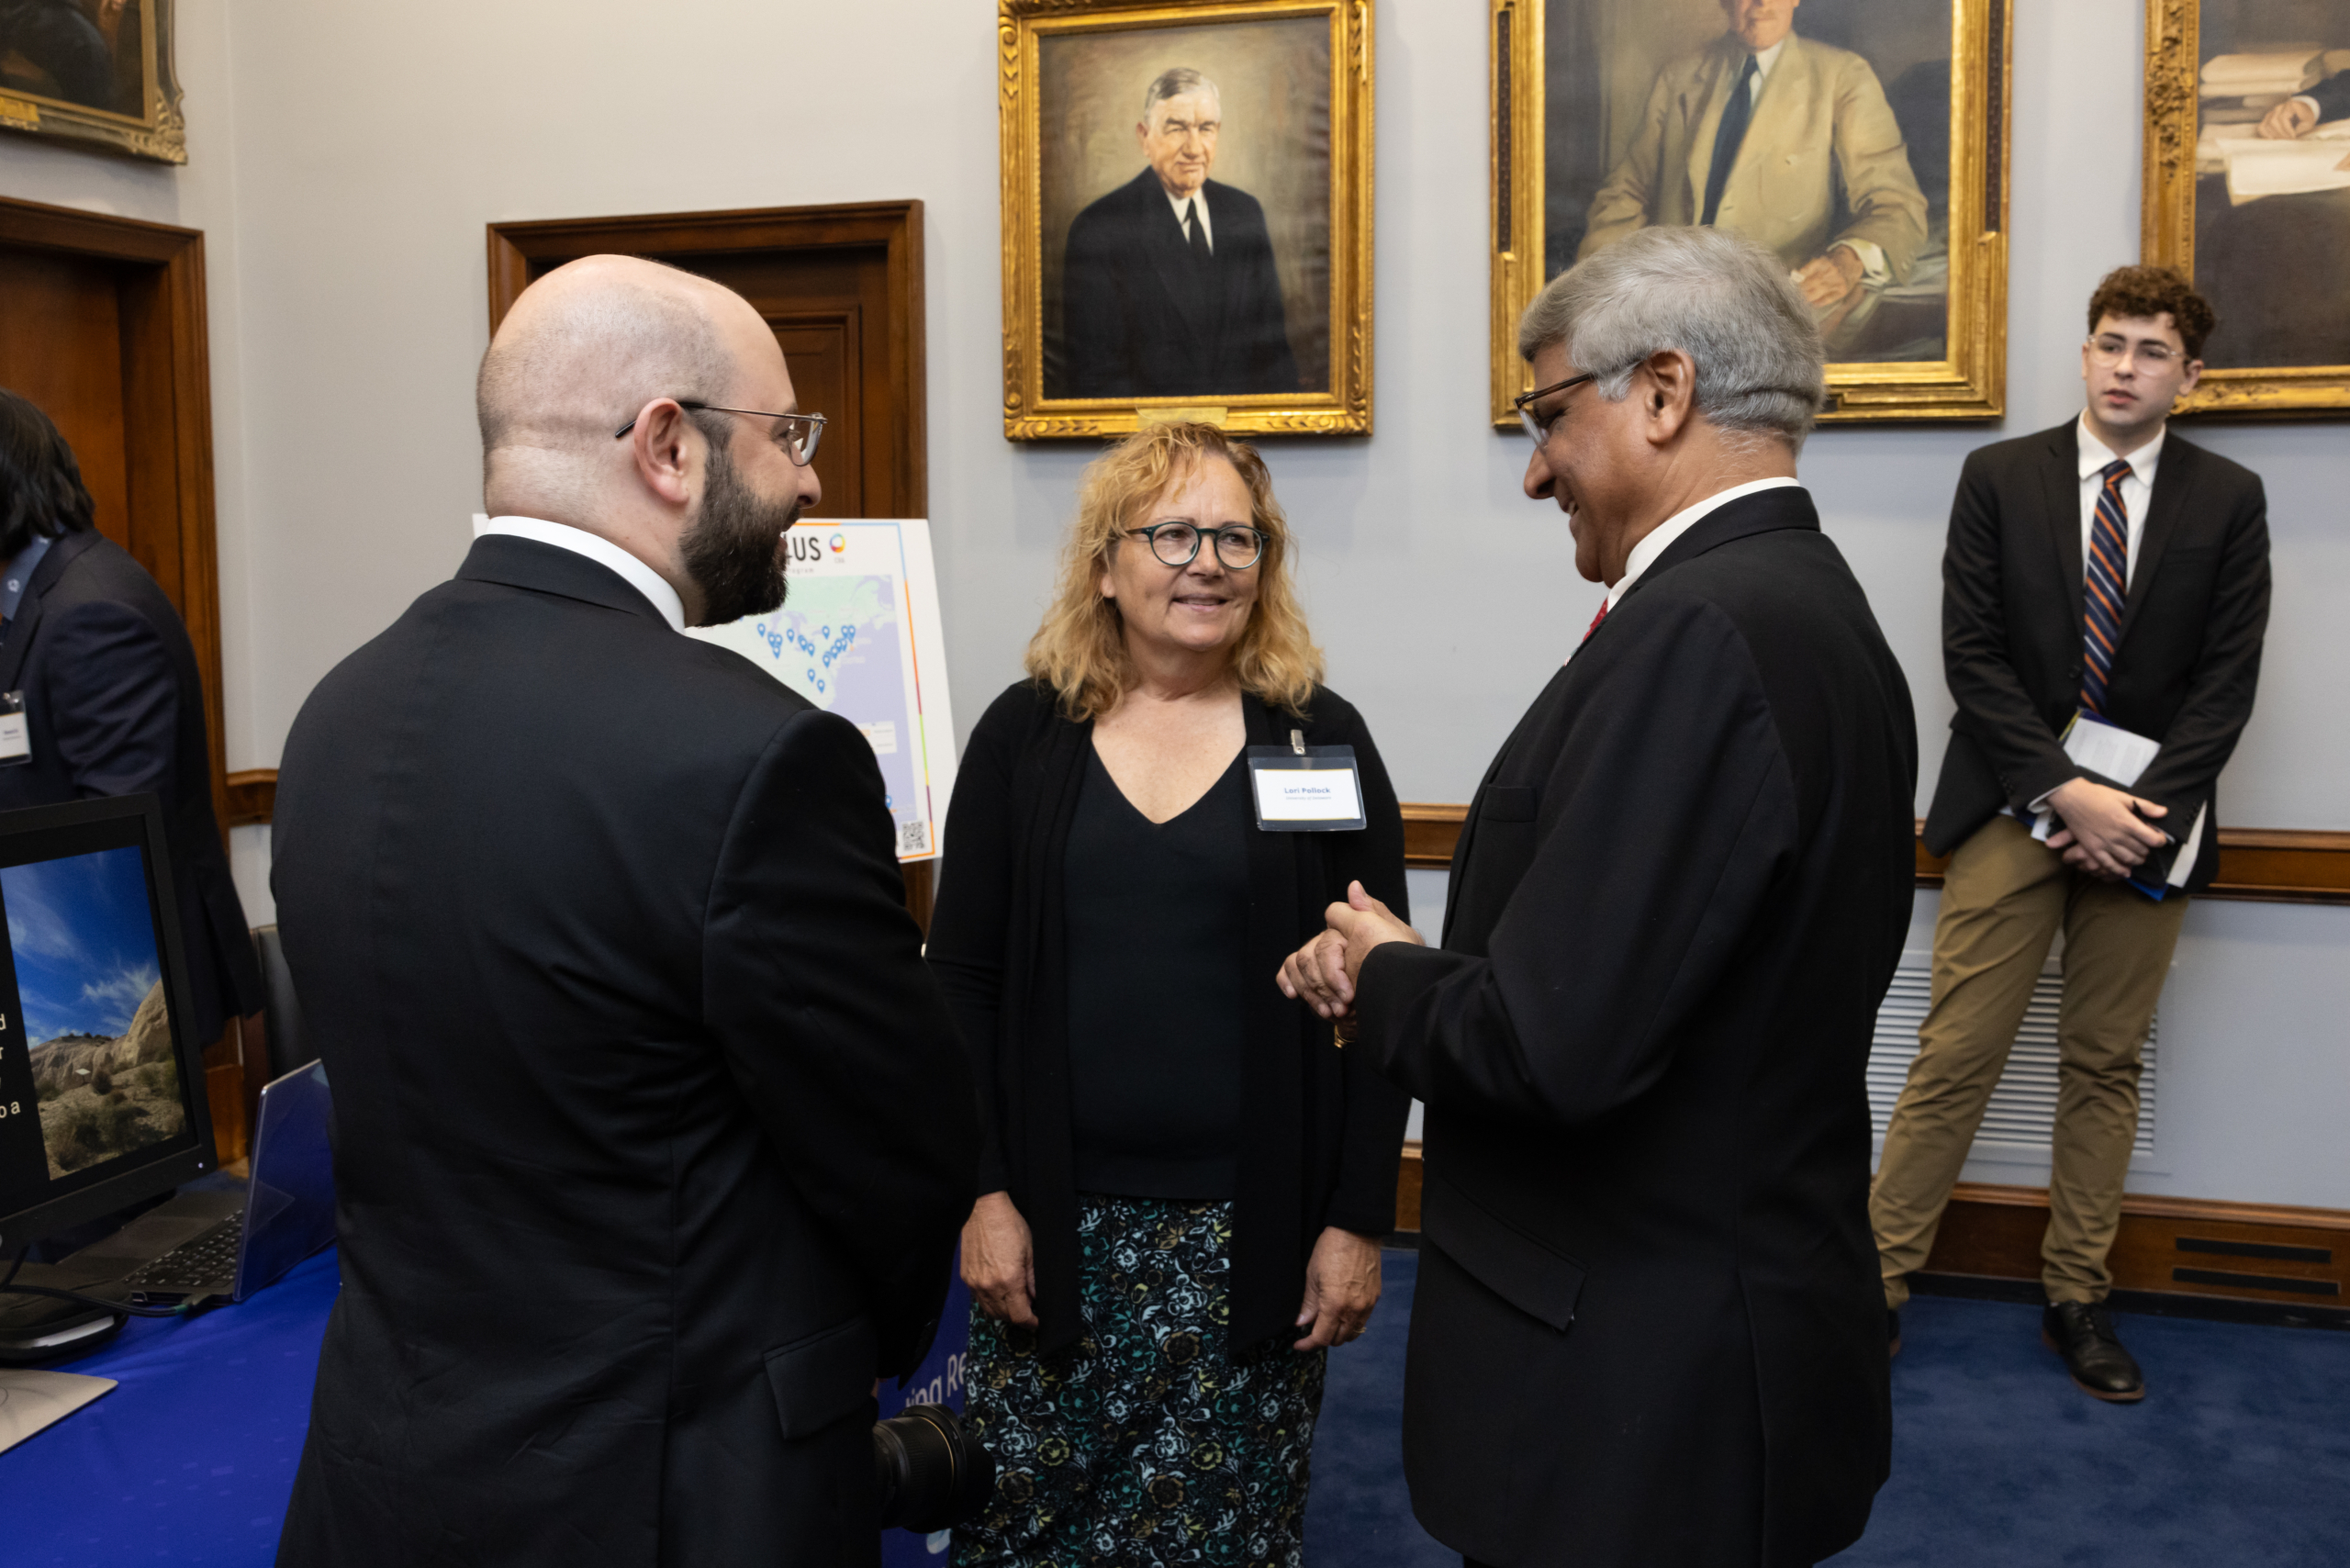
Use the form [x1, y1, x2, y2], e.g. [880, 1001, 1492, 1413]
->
[1517, 227, 1826, 454]
[1142, 67, 1221, 122]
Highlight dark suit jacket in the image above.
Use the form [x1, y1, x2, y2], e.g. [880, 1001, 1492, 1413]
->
[0, 530, 260, 1043]
[924, 680, 1409, 1356]
[1058, 170, 1301, 399]
[271, 536, 979, 1568]
[2306, 70, 2350, 121]
[1357, 488, 1916, 1568]
[1921, 422, 2270, 890]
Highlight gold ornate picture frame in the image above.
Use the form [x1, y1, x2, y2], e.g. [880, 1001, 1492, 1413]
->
[1489, 0, 2009, 426]
[0, 0, 186, 164]
[2143, 0, 2350, 417]
[999, 0, 1373, 440]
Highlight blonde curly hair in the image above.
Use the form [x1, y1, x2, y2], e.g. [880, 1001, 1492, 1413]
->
[1024, 422, 1324, 722]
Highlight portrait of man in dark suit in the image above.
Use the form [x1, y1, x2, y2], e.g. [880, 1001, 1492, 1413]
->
[1058, 67, 1302, 399]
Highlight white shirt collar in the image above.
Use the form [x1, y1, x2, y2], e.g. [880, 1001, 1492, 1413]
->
[1606, 476, 1804, 610]
[476, 515, 687, 633]
[1165, 185, 1213, 252]
[2076, 413, 2165, 487]
[1750, 35, 1791, 82]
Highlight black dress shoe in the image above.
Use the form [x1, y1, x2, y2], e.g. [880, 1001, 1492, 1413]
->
[2042, 1301, 2144, 1402]
[1887, 1309, 1902, 1360]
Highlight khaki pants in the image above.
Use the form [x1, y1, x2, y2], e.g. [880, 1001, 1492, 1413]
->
[1871, 814, 2188, 1308]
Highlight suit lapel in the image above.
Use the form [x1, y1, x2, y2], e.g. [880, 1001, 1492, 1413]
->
[1683, 39, 1742, 221]
[1140, 176, 1213, 339]
[2039, 425, 2086, 627]
[0, 530, 104, 691]
[2115, 439, 2194, 648]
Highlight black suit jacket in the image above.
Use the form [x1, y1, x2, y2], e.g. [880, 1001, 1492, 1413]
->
[2307, 70, 2350, 122]
[1357, 488, 1915, 1568]
[1921, 422, 2270, 890]
[1058, 170, 1302, 399]
[924, 680, 1409, 1356]
[0, 530, 260, 1042]
[271, 536, 979, 1568]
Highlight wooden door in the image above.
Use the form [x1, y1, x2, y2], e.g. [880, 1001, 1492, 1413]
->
[486, 203, 934, 922]
[0, 197, 247, 1154]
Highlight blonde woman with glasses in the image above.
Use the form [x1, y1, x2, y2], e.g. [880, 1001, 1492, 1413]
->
[925, 422, 1409, 1568]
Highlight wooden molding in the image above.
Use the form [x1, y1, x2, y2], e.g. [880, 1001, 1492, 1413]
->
[1404, 801, 2350, 904]
[225, 768, 277, 829]
[1394, 1150, 2348, 1311]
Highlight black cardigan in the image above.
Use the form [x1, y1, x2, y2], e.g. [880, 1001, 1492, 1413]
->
[925, 678, 1412, 1356]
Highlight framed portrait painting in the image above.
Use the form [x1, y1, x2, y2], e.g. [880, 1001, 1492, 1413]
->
[2143, 0, 2350, 415]
[1490, 0, 2010, 424]
[0, 0, 185, 162]
[999, 0, 1373, 440]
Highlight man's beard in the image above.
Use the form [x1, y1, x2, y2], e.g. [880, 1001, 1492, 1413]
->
[680, 436, 803, 626]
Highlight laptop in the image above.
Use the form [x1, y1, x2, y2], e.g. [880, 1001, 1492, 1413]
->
[118, 1060, 337, 1305]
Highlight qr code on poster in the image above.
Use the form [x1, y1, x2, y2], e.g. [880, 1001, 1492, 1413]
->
[897, 820, 931, 856]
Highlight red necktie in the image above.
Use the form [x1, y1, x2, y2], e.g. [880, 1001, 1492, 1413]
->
[1583, 597, 1610, 644]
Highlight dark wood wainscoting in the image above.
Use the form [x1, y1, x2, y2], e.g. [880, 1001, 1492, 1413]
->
[1403, 802, 2350, 904]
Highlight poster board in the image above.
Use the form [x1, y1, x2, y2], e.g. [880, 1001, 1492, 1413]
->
[688, 520, 958, 863]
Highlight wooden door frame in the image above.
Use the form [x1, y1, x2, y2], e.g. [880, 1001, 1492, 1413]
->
[0, 195, 229, 837]
[485, 202, 927, 515]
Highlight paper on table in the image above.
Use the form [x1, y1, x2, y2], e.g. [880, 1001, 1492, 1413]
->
[2031, 712, 2208, 890]
[0, 1368, 116, 1454]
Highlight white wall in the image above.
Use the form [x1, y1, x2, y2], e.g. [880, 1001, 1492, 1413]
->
[4, 0, 2343, 1203]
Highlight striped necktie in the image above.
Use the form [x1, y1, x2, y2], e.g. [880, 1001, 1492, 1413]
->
[2081, 457, 2132, 714]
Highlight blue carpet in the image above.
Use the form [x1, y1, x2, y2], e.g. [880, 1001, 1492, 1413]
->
[1305, 1249, 2350, 1567]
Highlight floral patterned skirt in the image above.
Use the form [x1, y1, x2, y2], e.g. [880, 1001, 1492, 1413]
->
[952, 1194, 1326, 1568]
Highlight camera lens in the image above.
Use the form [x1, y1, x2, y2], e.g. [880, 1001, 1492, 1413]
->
[873, 1404, 996, 1533]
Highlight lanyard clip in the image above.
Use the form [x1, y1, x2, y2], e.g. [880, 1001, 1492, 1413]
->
[1290, 728, 1306, 756]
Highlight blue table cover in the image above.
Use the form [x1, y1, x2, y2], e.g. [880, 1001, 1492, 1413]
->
[0, 1248, 339, 1566]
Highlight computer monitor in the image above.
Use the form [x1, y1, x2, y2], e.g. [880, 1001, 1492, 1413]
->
[0, 795, 218, 1260]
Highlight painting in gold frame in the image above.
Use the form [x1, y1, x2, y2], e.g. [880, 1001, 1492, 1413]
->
[1489, 0, 2009, 426]
[2143, 0, 2350, 417]
[0, 0, 185, 163]
[999, 0, 1373, 440]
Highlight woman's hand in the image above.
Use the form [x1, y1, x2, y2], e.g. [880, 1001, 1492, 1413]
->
[1277, 881, 1424, 1020]
[962, 1191, 1039, 1328]
[1293, 1226, 1382, 1350]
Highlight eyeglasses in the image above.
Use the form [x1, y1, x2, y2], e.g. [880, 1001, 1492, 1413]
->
[2087, 336, 2188, 372]
[613, 400, 826, 465]
[1125, 521, 1267, 569]
[1513, 373, 1596, 443]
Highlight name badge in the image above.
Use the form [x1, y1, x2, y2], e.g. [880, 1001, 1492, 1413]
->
[1247, 735, 1366, 832]
[0, 692, 27, 767]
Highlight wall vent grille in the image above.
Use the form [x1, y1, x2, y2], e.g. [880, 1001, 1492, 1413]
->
[1867, 956, 2157, 1158]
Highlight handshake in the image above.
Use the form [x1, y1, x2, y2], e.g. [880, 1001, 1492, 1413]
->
[1275, 879, 1427, 1030]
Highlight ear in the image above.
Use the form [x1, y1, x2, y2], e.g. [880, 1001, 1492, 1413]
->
[626, 399, 699, 508]
[2178, 357, 2204, 397]
[1636, 349, 1699, 445]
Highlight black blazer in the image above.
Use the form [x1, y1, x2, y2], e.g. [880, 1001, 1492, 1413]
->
[1058, 170, 1302, 399]
[1921, 421, 2270, 890]
[271, 537, 979, 1568]
[0, 530, 261, 1043]
[924, 679, 1409, 1356]
[1357, 489, 1916, 1568]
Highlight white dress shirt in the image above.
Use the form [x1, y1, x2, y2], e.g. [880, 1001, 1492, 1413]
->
[477, 515, 686, 633]
[1605, 476, 1806, 612]
[2076, 414, 2164, 591]
[1165, 186, 1214, 252]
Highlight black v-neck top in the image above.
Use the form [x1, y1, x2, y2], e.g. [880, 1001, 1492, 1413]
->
[1062, 745, 1250, 1199]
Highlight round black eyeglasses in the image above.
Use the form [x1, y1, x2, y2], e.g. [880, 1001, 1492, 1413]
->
[1125, 522, 1267, 569]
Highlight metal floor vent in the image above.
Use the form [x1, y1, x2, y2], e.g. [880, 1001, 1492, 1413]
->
[1867, 955, 2158, 1158]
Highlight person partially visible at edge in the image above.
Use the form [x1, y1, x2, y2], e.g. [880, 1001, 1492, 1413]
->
[0, 387, 263, 1048]
[1058, 67, 1303, 399]
[1281, 226, 1918, 1567]
[270, 255, 979, 1568]
[1872, 265, 2270, 1404]
[1580, 0, 1930, 310]
[926, 421, 1408, 1568]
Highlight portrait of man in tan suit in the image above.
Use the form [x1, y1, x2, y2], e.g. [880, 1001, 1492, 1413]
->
[1579, 0, 1929, 310]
